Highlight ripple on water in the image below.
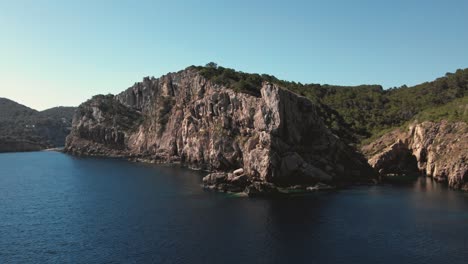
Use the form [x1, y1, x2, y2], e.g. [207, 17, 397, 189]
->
[0, 151, 467, 264]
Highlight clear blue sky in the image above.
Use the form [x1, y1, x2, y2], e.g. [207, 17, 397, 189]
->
[1, 0, 467, 110]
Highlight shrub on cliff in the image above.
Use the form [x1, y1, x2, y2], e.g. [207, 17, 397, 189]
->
[192, 64, 468, 144]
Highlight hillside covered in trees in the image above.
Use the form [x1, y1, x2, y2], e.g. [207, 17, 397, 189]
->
[192, 63, 468, 144]
[0, 98, 76, 152]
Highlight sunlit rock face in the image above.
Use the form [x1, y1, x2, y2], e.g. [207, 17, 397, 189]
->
[362, 121, 468, 190]
[65, 68, 375, 193]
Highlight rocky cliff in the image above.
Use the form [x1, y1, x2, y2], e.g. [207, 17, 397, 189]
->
[65, 68, 375, 194]
[362, 121, 467, 190]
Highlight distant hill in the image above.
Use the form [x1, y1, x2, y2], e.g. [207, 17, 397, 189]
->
[39, 106, 77, 121]
[0, 98, 76, 152]
[0, 98, 37, 121]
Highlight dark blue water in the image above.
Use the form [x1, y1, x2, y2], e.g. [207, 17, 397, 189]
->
[1, 152, 468, 264]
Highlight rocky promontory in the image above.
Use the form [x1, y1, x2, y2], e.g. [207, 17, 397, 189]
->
[65, 67, 376, 195]
[362, 121, 467, 190]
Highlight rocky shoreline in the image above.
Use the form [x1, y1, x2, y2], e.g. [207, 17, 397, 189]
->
[64, 67, 376, 195]
[64, 66, 466, 194]
[65, 149, 380, 196]
[202, 169, 337, 197]
[362, 121, 467, 191]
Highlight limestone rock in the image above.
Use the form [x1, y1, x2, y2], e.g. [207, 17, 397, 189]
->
[65, 67, 375, 194]
[362, 121, 468, 190]
[203, 172, 228, 185]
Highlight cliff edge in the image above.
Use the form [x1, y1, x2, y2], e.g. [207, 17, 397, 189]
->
[65, 68, 375, 194]
[362, 121, 467, 190]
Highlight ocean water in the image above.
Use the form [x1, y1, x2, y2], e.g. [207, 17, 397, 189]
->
[1, 151, 467, 264]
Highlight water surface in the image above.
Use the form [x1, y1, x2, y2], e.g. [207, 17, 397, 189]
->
[1, 151, 467, 263]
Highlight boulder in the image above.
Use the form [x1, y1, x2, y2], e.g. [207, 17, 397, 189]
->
[244, 182, 279, 197]
[202, 172, 228, 185]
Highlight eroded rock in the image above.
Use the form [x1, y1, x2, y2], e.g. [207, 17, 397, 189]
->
[203, 172, 228, 185]
[244, 182, 279, 197]
[65, 67, 375, 195]
[362, 121, 468, 190]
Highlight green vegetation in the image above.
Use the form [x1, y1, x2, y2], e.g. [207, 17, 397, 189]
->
[190, 63, 468, 144]
[39, 106, 76, 121]
[413, 96, 468, 123]
[0, 97, 76, 147]
[194, 63, 263, 96]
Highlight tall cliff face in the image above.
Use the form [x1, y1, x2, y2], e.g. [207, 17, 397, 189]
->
[65, 68, 375, 191]
[362, 121, 467, 190]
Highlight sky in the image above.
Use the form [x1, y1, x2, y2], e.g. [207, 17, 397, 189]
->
[0, 0, 467, 110]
